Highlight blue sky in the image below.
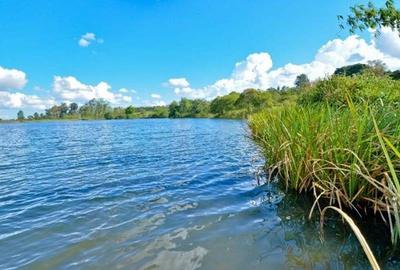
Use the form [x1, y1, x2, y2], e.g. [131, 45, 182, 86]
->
[1, 0, 399, 119]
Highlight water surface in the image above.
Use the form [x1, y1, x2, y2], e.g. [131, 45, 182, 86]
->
[0, 119, 398, 269]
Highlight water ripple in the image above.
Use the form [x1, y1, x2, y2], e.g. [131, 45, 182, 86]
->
[0, 119, 397, 270]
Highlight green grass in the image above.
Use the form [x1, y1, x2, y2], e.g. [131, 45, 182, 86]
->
[249, 96, 400, 244]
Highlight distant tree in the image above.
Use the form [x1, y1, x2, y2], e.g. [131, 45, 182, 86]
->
[104, 112, 113, 120]
[17, 110, 25, 121]
[294, 74, 311, 88]
[168, 101, 180, 118]
[367, 60, 387, 76]
[151, 107, 169, 118]
[179, 98, 193, 116]
[46, 105, 61, 119]
[60, 103, 69, 118]
[167, 98, 210, 118]
[210, 92, 240, 115]
[79, 99, 111, 119]
[69, 102, 78, 115]
[190, 99, 210, 117]
[112, 107, 126, 119]
[389, 70, 400, 80]
[339, 0, 400, 34]
[334, 63, 369, 76]
[33, 112, 40, 120]
[235, 89, 271, 112]
[125, 105, 135, 117]
[334, 62, 387, 77]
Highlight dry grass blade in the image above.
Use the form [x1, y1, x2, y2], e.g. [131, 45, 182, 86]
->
[320, 206, 381, 270]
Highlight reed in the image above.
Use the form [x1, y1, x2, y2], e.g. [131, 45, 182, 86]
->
[249, 101, 400, 244]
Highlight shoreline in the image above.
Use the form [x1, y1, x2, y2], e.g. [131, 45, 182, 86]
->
[0, 116, 246, 124]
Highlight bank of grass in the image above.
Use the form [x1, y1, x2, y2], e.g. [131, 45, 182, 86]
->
[249, 73, 400, 245]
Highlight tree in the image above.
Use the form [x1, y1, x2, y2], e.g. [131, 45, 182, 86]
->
[112, 107, 126, 119]
[235, 89, 271, 112]
[367, 60, 387, 76]
[125, 105, 135, 117]
[210, 92, 240, 115]
[17, 110, 25, 121]
[60, 103, 69, 118]
[69, 103, 78, 115]
[178, 98, 193, 116]
[389, 70, 400, 80]
[79, 99, 111, 119]
[33, 112, 40, 120]
[334, 62, 388, 77]
[190, 99, 210, 117]
[168, 101, 180, 118]
[46, 105, 61, 119]
[334, 63, 369, 76]
[339, 0, 400, 35]
[151, 107, 169, 118]
[104, 112, 113, 120]
[294, 74, 311, 88]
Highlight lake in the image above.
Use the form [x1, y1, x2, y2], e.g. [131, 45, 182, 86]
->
[0, 119, 398, 269]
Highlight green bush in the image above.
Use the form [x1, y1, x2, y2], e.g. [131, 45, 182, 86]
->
[299, 74, 400, 107]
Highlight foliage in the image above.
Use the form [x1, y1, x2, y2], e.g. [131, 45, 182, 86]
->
[104, 112, 113, 120]
[125, 105, 135, 118]
[294, 74, 311, 88]
[334, 63, 369, 76]
[339, 0, 400, 34]
[79, 99, 112, 119]
[210, 92, 240, 116]
[334, 61, 395, 78]
[150, 106, 169, 118]
[249, 73, 400, 245]
[17, 110, 24, 121]
[391, 70, 400, 80]
[298, 73, 400, 107]
[23, 64, 399, 123]
[168, 98, 211, 118]
[69, 102, 78, 115]
[235, 89, 271, 111]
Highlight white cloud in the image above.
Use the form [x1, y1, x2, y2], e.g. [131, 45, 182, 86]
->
[151, 93, 161, 99]
[0, 91, 56, 110]
[372, 27, 400, 58]
[119, 88, 129, 93]
[78, 32, 102, 47]
[53, 76, 132, 106]
[0, 66, 27, 91]
[82, 33, 95, 40]
[166, 78, 190, 88]
[0, 66, 55, 111]
[119, 88, 137, 94]
[78, 39, 90, 47]
[168, 27, 400, 99]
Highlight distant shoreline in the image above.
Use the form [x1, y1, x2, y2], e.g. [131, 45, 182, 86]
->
[0, 117, 244, 124]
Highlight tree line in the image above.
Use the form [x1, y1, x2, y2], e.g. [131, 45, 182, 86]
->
[15, 62, 400, 121]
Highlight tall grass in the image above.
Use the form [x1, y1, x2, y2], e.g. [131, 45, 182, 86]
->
[249, 101, 400, 244]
